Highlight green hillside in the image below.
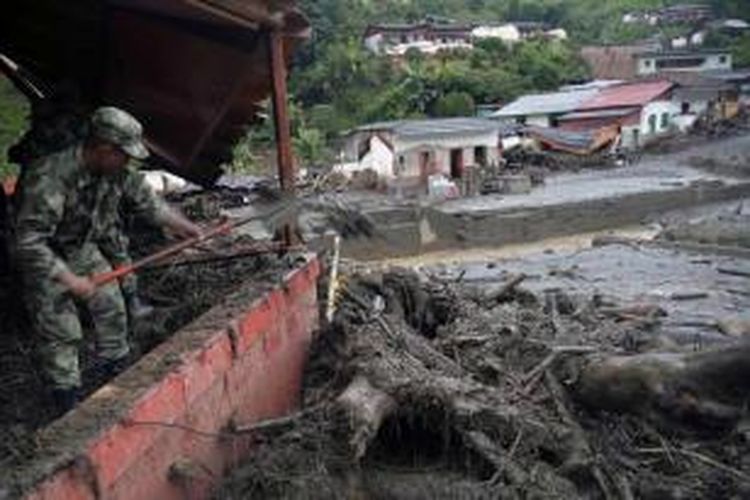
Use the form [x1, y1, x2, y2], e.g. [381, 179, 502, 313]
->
[0, 76, 28, 179]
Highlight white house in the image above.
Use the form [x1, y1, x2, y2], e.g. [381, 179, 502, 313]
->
[471, 24, 521, 44]
[636, 49, 733, 75]
[557, 80, 678, 149]
[363, 23, 473, 56]
[545, 28, 568, 40]
[336, 118, 510, 184]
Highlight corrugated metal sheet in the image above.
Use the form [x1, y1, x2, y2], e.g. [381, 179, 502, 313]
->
[491, 89, 597, 118]
[525, 124, 619, 155]
[0, 0, 310, 185]
[576, 80, 674, 111]
[354, 118, 519, 139]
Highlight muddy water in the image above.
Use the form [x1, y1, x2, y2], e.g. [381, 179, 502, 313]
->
[377, 226, 657, 268]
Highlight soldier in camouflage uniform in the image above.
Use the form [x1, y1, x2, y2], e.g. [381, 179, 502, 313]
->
[9, 88, 152, 320]
[13, 107, 201, 415]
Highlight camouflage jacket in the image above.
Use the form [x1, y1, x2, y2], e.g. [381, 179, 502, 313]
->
[14, 144, 168, 279]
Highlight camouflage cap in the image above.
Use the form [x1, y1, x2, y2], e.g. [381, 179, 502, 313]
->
[90, 107, 149, 160]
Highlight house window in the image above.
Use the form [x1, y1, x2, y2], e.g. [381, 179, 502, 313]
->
[719, 55, 727, 64]
[660, 112, 670, 129]
[681, 102, 690, 114]
[648, 114, 657, 134]
[644, 59, 652, 67]
[400, 34, 407, 43]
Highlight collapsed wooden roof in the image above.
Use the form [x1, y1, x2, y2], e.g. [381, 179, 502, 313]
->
[0, 0, 310, 185]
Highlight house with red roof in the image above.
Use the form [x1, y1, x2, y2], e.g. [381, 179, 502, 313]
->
[558, 80, 677, 149]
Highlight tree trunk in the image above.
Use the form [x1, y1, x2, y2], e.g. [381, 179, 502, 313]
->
[575, 342, 750, 427]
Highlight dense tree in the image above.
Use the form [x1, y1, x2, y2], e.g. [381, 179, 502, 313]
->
[0, 76, 28, 178]
[433, 91, 475, 116]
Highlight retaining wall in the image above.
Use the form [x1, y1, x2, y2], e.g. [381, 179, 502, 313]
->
[5, 256, 320, 500]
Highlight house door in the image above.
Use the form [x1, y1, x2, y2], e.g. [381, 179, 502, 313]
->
[474, 146, 487, 167]
[419, 151, 431, 183]
[450, 148, 463, 179]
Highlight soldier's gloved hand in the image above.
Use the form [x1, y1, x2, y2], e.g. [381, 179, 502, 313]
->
[58, 271, 97, 299]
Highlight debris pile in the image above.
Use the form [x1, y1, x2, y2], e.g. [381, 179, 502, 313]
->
[217, 268, 750, 499]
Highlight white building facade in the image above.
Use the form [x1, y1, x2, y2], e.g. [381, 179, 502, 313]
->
[337, 118, 505, 183]
[637, 50, 732, 75]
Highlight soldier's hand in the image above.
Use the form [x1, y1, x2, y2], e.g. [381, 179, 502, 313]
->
[161, 206, 203, 240]
[171, 220, 203, 240]
[59, 272, 97, 299]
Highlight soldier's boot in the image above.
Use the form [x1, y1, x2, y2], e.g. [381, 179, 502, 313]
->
[51, 387, 80, 417]
[85, 356, 130, 388]
[100, 356, 129, 379]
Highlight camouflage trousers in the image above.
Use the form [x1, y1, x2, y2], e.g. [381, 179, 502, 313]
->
[23, 243, 129, 390]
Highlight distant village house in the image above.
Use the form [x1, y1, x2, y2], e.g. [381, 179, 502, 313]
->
[637, 49, 732, 75]
[492, 80, 679, 150]
[558, 80, 677, 149]
[622, 4, 713, 26]
[363, 20, 567, 56]
[581, 45, 733, 80]
[335, 118, 512, 187]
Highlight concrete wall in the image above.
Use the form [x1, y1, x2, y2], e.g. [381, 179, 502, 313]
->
[334, 135, 395, 179]
[342, 181, 750, 260]
[15, 258, 320, 500]
[525, 115, 552, 128]
[394, 130, 500, 179]
[640, 100, 678, 137]
[637, 53, 732, 75]
[621, 100, 678, 148]
[364, 34, 383, 53]
[471, 24, 520, 43]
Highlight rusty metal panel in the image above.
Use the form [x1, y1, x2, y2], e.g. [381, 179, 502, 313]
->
[0, 0, 310, 185]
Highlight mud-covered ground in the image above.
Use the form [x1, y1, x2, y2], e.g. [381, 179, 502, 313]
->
[217, 243, 750, 499]
[655, 198, 750, 250]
